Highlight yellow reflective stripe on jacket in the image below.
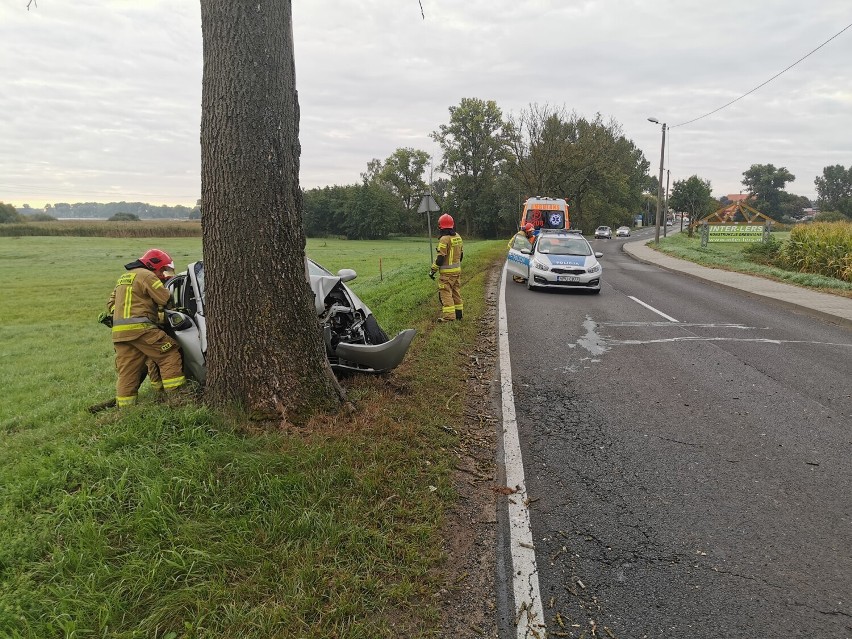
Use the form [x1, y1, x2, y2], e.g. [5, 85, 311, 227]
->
[152, 279, 164, 290]
[113, 316, 154, 326]
[122, 286, 132, 317]
[111, 323, 155, 333]
[117, 273, 136, 318]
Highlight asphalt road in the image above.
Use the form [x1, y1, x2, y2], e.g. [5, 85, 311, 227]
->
[500, 230, 852, 638]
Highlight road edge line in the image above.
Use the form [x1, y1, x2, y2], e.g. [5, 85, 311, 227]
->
[498, 262, 547, 638]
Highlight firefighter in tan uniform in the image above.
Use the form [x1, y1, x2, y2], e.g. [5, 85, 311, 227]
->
[508, 223, 537, 283]
[106, 249, 186, 407]
[430, 213, 464, 322]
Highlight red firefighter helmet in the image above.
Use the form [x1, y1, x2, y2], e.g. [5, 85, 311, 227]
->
[437, 213, 455, 229]
[523, 222, 535, 234]
[139, 248, 174, 280]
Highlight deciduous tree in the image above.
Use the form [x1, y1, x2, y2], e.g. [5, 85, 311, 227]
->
[431, 98, 507, 236]
[504, 107, 648, 232]
[669, 175, 713, 221]
[815, 164, 852, 217]
[200, 0, 343, 420]
[0, 202, 22, 223]
[741, 164, 795, 216]
[377, 148, 430, 213]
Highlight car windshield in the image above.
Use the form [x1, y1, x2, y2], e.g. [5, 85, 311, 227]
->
[536, 238, 592, 256]
[307, 259, 332, 277]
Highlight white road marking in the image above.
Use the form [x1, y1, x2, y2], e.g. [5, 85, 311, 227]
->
[601, 322, 756, 329]
[498, 263, 547, 638]
[628, 295, 679, 322]
[608, 336, 852, 347]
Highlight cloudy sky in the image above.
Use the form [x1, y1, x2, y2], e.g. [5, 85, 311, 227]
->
[2, 1, 850, 208]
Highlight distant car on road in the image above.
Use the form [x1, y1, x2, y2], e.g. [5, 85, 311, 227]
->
[506, 229, 603, 294]
[594, 226, 612, 239]
[615, 226, 631, 237]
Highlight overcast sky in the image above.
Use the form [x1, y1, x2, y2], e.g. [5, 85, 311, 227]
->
[2, 1, 850, 208]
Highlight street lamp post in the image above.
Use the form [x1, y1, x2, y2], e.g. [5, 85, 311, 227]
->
[647, 117, 666, 244]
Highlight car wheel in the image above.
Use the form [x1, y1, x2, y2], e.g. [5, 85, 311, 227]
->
[363, 314, 389, 344]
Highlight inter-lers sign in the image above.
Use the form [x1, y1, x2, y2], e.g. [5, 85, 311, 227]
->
[707, 224, 765, 243]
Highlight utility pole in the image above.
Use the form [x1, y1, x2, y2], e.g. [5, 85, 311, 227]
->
[663, 169, 670, 238]
[647, 118, 666, 244]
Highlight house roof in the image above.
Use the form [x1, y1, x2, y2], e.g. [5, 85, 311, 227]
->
[726, 193, 750, 202]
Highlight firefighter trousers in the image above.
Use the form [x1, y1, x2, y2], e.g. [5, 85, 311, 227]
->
[437, 272, 463, 321]
[114, 328, 184, 406]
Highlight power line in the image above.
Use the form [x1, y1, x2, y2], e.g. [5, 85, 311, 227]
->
[671, 20, 852, 129]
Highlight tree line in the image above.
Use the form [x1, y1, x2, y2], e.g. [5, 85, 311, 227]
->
[306, 100, 850, 238]
[304, 100, 653, 239]
[10, 201, 199, 221]
[669, 163, 852, 226]
[8, 101, 851, 235]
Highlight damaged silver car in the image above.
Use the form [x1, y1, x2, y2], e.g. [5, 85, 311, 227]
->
[164, 259, 416, 384]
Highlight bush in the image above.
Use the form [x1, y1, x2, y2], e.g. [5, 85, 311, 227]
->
[814, 210, 851, 223]
[783, 222, 852, 282]
[0, 202, 22, 223]
[26, 213, 57, 222]
[107, 212, 140, 222]
[742, 236, 784, 266]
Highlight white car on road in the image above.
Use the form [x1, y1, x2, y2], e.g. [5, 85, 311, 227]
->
[507, 230, 603, 293]
[616, 226, 631, 237]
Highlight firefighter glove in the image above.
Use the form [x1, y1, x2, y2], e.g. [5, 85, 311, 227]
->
[97, 311, 113, 328]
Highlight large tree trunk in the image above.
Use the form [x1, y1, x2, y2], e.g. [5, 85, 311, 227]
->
[200, 0, 343, 420]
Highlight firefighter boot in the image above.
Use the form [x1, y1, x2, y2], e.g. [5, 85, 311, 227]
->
[455, 309, 463, 321]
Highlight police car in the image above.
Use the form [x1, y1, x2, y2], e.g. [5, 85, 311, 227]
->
[507, 229, 603, 293]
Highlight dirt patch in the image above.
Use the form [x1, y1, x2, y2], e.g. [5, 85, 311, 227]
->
[437, 265, 502, 638]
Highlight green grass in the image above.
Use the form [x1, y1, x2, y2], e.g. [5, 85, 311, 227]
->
[0, 235, 506, 638]
[653, 232, 852, 298]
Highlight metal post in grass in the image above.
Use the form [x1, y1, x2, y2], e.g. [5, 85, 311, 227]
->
[417, 193, 441, 264]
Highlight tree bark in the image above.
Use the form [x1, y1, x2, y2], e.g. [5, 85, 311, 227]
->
[200, 0, 344, 420]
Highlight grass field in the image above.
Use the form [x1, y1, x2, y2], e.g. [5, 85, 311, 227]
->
[0, 235, 506, 638]
[654, 231, 852, 298]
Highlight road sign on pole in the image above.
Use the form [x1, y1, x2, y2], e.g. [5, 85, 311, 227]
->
[417, 194, 440, 214]
[418, 194, 441, 263]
